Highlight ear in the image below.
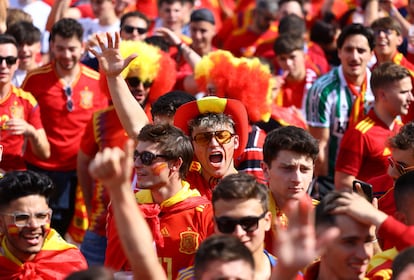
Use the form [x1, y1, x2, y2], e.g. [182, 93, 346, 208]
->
[169, 157, 183, 172]
[261, 161, 270, 182]
[233, 134, 239, 150]
[264, 211, 272, 231]
[397, 34, 404, 46]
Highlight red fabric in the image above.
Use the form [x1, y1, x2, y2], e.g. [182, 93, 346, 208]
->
[378, 187, 396, 217]
[368, 173, 394, 199]
[0, 230, 87, 280]
[80, 106, 129, 236]
[307, 42, 330, 74]
[335, 109, 401, 182]
[136, 0, 158, 20]
[105, 195, 214, 280]
[222, 22, 279, 58]
[138, 203, 163, 246]
[0, 87, 43, 171]
[303, 260, 320, 280]
[21, 63, 108, 171]
[378, 215, 414, 251]
[269, 104, 308, 129]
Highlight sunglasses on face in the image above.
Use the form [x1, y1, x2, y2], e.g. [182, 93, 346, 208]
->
[0, 56, 17, 66]
[388, 156, 414, 175]
[373, 28, 394, 36]
[122, 25, 148, 35]
[134, 150, 168, 166]
[192, 130, 235, 146]
[1, 209, 52, 227]
[214, 212, 267, 234]
[126, 77, 153, 89]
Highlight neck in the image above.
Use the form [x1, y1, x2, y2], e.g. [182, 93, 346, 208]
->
[192, 44, 212, 57]
[345, 73, 365, 87]
[318, 260, 342, 280]
[375, 52, 393, 64]
[54, 62, 80, 84]
[272, 191, 288, 210]
[0, 83, 11, 99]
[151, 178, 183, 204]
[253, 248, 271, 280]
[201, 166, 238, 187]
[373, 104, 396, 129]
[99, 13, 118, 26]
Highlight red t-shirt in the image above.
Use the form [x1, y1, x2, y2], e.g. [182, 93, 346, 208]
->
[0, 87, 43, 171]
[105, 186, 214, 280]
[335, 109, 402, 182]
[21, 63, 108, 171]
[80, 106, 129, 236]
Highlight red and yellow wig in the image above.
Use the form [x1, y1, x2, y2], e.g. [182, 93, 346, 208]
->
[194, 50, 272, 123]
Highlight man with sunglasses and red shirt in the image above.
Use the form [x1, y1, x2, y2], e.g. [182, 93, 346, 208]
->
[0, 34, 49, 173]
[104, 123, 214, 279]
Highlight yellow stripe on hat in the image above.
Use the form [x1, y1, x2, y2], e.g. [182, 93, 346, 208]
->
[196, 97, 227, 114]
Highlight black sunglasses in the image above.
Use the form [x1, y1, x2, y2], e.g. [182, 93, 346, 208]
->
[214, 212, 267, 234]
[133, 150, 168, 166]
[126, 77, 153, 89]
[63, 86, 74, 112]
[122, 25, 148, 35]
[0, 56, 17, 66]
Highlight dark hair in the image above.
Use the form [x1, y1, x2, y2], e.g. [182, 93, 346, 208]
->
[388, 122, 414, 154]
[394, 171, 414, 212]
[212, 173, 269, 212]
[6, 21, 41, 45]
[315, 191, 343, 228]
[137, 124, 193, 178]
[194, 235, 254, 280]
[190, 8, 215, 24]
[337, 23, 375, 51]
[371, 17, 402, 35]
[310, 19, 339, 46]
[65, 266, 114, 280]
[144, 35, 171, 52]
[274, 34, 304, 55]
[392, 246, 414, 279]
[120, 11, 150, 30]
[151, 90, 196, 119]
[50, 18, 83, 42]
[158, 0, 184, 8]
[263, 126, 319, 166]
[370, 62, 411, 95]
[278, 14, 306, 37]
[188, 113, 235, 136]
[0, 170, 54, 210]
[0, 34, 17, 48]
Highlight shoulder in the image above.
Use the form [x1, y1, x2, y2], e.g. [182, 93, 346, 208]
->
[80, 65, 100, 80]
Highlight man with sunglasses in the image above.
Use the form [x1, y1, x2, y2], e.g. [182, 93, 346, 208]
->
[0, 34, 50, 173]
[104, 124, 214, 280]
[119, 11, 150, 42]
[174, 96, 249, 200]
[0, 170, 87, 279]
[21, 18, 108, 238]
[335, 62, 412, 191]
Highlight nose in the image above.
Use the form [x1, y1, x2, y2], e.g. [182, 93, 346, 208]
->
[355, 242, 372, 261]
[231, 224, 247, 238]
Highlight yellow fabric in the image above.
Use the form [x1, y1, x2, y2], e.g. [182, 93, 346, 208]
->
[196, 96, 227, 114]
[135, 181, 201, 208]
[367, 247, 398, 273]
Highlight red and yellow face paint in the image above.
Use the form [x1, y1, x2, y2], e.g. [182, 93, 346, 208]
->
[151, 162, 168, 176]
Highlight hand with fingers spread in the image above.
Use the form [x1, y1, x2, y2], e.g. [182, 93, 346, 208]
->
[88, 32, 137, 78]
[271, 195, 339, 280]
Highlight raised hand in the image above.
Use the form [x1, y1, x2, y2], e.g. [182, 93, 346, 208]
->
[88, 32, 137, 78]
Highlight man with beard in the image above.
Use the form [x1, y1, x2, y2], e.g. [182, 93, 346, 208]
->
[305, 23, 375, 197]
[0, 170, 87, 279]
[21, 18, 108, 238]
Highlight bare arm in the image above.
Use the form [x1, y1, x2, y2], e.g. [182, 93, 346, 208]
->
[334, 171, 355, 191]
[308, 126, 330, 177]
[45, 0, 71, 32]
[77, 151, 93, 218]
[89, 140, 167, 280]
[89, 33, 149, 139]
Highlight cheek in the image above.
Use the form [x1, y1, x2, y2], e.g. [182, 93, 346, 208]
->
[151, 162, 169, 176]
[7, 224, 20, 236]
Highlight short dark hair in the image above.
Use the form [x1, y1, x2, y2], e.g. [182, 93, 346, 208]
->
[50, 18, 83, 42]
[315, 191, 343, 228]
[278, 14, 306, 37]
[392, 246, 414, 279]
[144, 35, 170, 52]
[371, 17, 402, 35]
[394, 171, 414, 213]
[337, 23, 375, 51]
[274, 34, 304, 55]
[151, 90, 196, 119]
[212, 173, 269, 212]
[6, 21, 41, 45]
[188, 113, 235, 137]
[0, 170, 54, 210]
[370, 62, 411, 95]
[158, 0, 184, 8]
[0, 34, 17, 48]
[194, 235, 254, 280]
[263, 126, 319, 166]
[120, 11, 150, 30]
[137, 124, 193, 178]
[65, 266, 114, 280]
[388, 122, 414, 154]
